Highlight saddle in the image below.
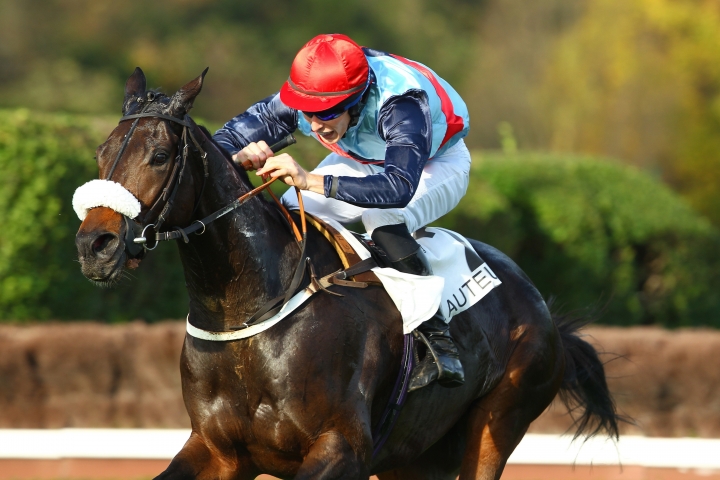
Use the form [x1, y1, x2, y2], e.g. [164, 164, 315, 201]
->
[304, 213, 384, 287]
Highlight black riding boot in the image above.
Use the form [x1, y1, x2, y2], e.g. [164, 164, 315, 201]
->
[371, 224, 465, 392]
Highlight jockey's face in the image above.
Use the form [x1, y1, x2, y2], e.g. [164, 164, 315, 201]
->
[304, 111, 351, 144]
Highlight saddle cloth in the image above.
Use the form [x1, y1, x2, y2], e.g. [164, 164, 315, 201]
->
[308, 215, 503, 333]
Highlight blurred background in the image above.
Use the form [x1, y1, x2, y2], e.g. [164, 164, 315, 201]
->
[1, 1, 720, 476]
[3, 0, 720, 326]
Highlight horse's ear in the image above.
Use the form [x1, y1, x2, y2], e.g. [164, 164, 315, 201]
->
[125, 67, 146, 98]
[123, 67, 146, 114]
[168, 67, 209, 118]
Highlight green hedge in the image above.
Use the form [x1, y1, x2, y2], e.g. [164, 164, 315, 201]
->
[2, 109, 719, 326]
[0, 109, 188, 321]
[433, 151, 720, 327]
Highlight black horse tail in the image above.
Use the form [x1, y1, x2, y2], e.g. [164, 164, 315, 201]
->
[553, 311, 624, 440]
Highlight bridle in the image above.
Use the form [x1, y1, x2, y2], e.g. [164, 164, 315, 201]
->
[105, 93, 318, 329]
[100, 93, 316, 330]
[108, 92, 303, 260]
[106, 92, 209, 257]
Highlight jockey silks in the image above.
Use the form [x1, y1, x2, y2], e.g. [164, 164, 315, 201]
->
[213, 48, 470, 209]
[297, 48, 470, 163]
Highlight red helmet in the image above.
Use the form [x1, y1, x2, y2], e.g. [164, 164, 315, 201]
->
[280, 34, 369, 112]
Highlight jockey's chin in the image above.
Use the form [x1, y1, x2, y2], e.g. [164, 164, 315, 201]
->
[307, 111, 351, 145]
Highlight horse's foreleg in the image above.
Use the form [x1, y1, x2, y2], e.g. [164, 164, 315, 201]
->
[154, 432, 258, 480]
[293, 430, 370, 480]
[458, 324, 564, 480]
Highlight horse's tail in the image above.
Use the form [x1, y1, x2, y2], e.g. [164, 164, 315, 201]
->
[553, 310, 623, 440]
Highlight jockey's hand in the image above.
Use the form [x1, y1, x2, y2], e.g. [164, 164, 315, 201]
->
[256, 154, 324, 194]
[232, 141, 273, 171]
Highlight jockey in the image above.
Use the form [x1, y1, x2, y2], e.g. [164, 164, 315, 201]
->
[213, 33, 470, 392]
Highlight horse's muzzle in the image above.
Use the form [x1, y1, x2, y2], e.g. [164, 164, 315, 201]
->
[76, 207, 128, 283]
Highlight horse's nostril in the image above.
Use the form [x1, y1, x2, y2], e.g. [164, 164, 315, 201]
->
[92, 233, 116, 255]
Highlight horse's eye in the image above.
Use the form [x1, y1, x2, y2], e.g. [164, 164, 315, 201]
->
[154, 152, 169, 165]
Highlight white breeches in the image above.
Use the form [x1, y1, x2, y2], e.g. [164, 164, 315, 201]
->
[281, 139, 471, 234]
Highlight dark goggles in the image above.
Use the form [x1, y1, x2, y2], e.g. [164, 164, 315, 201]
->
[302, 87, 366, 121]
[302, 107, 346, 121]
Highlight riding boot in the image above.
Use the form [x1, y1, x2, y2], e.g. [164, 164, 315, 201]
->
[371, 224, 465, 392]
[409, 313, 465, 392]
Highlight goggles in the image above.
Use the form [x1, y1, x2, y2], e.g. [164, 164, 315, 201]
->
[302, 107, 346, 122]
[302, 84, 367, 121]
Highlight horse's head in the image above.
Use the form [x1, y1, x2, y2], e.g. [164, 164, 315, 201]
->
[75, 67, 208, 286]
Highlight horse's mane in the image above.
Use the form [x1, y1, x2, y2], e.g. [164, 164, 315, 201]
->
[194, 124, 295, 231]
[196, 124, 249, 179]
[125, 87, 290, 227]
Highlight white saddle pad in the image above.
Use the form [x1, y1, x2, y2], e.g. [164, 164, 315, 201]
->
[324, 218, 503, 334]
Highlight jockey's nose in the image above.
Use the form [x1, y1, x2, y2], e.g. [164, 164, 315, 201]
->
[310, 117, 327, 131]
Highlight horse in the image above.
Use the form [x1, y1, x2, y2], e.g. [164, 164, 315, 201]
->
[75, 68, 621, 480]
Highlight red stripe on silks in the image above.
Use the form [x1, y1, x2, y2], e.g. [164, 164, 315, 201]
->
[389, 54, 465, 148]
[316, 134, 384, 164]
[316, 134, 354, 160]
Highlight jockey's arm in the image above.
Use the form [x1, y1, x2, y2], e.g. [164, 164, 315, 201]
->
[214, 91, 433, 207]
[212, 93, 298, 165]
[328, 92, 432, 208]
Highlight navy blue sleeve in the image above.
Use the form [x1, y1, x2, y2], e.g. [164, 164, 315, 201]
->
[212, 93, 299, 155]
[326, 90, 432, 208]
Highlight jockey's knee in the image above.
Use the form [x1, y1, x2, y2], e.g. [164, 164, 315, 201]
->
[361, 209, 408, 236]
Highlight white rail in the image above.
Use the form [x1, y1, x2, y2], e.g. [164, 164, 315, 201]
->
[0, 430, 719, 469]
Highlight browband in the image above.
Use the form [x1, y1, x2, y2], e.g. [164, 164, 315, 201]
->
[119, 113, 192, 127]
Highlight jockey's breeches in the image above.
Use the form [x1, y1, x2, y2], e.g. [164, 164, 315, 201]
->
[281, 139, 471, 235]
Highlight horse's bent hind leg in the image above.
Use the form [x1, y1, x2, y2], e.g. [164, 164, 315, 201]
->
[459, 323, 564, 480]
[154, 432, 258, 480]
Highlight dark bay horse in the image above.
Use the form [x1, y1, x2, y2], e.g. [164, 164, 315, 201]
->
[75, 69, 620, 480]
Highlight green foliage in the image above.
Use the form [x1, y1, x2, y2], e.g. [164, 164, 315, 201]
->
[535, 0, 720, 225]
[0, 0, 482, 123]
[434, 151, 720, 327]
[4, 0, 720, 229]
[0, 109, 188, 321]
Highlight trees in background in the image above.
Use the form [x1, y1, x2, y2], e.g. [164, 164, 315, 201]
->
[2, 0, 720, 324]
[467, 0, 720, 224]
[3, 0, 720, 224]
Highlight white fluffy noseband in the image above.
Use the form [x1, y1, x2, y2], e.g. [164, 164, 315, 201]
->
[72, 179, 142, 221]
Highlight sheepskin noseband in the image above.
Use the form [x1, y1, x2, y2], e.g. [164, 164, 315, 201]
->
[73, 179, 142, 221]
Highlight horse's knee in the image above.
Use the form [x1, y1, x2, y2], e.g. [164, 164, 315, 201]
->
[295, 431, 369, 480]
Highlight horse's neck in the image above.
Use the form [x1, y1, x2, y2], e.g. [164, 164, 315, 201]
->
[178, 133, 297, 331]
